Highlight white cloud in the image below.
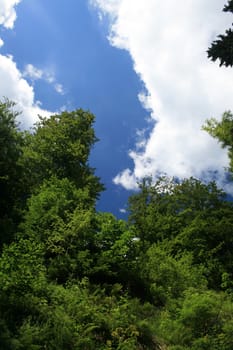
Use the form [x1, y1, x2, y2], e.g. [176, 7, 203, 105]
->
[89, 0, 121, 20]
[23, 63, 65, 95]
[114, 168, 138, 190]
[23, 63, 43, 80]
[0, 38, 4, 47]
[91, 0, 233, 191]
[0, 0, 21, 29]
[0, 54, 51, 127]
[54, 83, 64, 95]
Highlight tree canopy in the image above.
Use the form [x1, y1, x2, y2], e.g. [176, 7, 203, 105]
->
[1, 96, 233, 349]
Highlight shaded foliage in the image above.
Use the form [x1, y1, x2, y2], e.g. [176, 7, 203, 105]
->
[0, 100, 25, 246]
[207, 0, 233, 67]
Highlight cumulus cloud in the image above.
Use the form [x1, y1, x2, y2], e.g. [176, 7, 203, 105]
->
[0, 38, 4, 48]
[0, 54, 51, 127]
[91, 0, 233, 191]
[0, 0, 21, 29]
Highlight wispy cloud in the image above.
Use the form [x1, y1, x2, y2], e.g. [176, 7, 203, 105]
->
[23, 64, 43, 80]
[23, 63, 65, 95]
[54, 83, 64, 95]
[91, 0, 233, 192]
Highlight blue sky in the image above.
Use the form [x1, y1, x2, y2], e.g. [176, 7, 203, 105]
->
[1, 0, 233, 216]
[0, 0, 149, 216]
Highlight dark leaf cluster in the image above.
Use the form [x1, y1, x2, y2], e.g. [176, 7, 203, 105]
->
[207, 0, 233, 67]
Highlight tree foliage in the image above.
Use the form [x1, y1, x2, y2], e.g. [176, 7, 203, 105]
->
[0, 100, 25, 246]
[1, 99, 233, 349]
[20, 109, 104, 201]
[203, 111, 233, 173]
[207, 0, 233, 67]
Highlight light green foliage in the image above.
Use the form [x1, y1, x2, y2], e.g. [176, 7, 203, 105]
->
[0, 239, 45, 293]
[142, 243, 207, 306]
[20, 109, 104, 201]
[203, 111, 233, 173]
[20, 179, 139, 287]
[20, 175, 96, 283]
[22, 176, 92, 239]
[159, 289, 233, 350]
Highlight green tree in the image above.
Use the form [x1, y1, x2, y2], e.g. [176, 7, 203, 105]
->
[0, 99, 25, 246]
[20, 109, 104, 202]
[128, 176, 175, 248]
[203, 111, 233, 173]
[141, 243, 207, 306]
[158, 289, 233, 350]
[0, 237, 46, 348]
[128, 177, 233, 289]
[20, 176, 96, 283]
[129, 177, 227, 245]
[207, 0, 233, 67]
[88, 212, 140, 291]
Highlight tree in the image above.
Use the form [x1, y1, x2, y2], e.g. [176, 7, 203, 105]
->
[128, 177, 227, 245]
[20, 109, 104, 203]
[139, 242, 207, 307]
[0, 99, 25, 246]
[203, 111, 233, 173]
[207, 1, 233, 67]
[158, 289, 233, 350]
[0, 237, 46, 347]
[128, 177, 233, 289]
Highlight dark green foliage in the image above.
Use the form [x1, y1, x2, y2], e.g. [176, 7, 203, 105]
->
[224, 0, 233, 12]
[12, 281, 159, 349]
[0, 100, 25, 246]
[207, 28, 233, 67]
[207, 1, 233, 67]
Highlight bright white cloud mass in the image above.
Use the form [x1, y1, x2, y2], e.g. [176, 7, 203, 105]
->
[0, 0, 21, 29]
[91, 0, 233, 191]
[0, 54, 52, 126]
